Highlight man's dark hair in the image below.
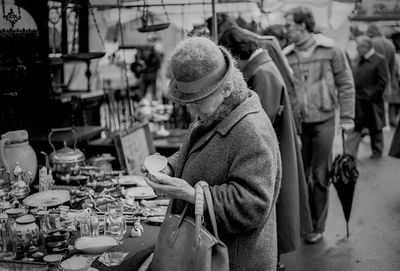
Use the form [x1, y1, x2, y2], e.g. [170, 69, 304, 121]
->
[218, 27, 258, 60]
[285, 6, 316, 33]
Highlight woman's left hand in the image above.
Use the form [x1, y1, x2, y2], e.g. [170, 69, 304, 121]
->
[145, 172, 195, 204]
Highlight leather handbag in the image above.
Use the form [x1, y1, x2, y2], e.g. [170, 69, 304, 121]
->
[150, 181, 229, 271]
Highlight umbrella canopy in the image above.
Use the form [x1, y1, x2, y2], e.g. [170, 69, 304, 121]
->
[328, 131, 359, 238]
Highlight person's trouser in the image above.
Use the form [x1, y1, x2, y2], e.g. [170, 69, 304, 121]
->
[388, 103, 400, 127]
[301, 117, 335, 233]
[345, 129, 384, 157]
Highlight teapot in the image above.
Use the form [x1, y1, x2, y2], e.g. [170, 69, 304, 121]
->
[42, 128, 85, 179]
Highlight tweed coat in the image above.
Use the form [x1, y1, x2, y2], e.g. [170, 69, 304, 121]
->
[242, 51, 312, 254]
[168, 91, 281, 271]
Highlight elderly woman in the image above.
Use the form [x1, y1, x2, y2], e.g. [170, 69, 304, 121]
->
[145, 37, 281, 271]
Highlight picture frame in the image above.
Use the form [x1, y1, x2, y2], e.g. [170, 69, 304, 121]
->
[113, 123, 155, 175]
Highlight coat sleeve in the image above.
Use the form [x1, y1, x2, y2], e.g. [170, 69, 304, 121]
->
[331, 46, 356, 120]
[209, 119, 281, 234]
[251, 67, 284, 123]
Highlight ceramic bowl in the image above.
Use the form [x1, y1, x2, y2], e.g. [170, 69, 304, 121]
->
[44, 229, 69, 242]
[60, 256, 91, 271]
[144, 154, 168, 173]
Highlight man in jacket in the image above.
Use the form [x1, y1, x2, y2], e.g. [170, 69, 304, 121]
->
[345, 36, 388, 159]
[283, 7, 355, 244]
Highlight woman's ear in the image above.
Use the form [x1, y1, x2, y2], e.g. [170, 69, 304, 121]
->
[222, 84, 233, 98]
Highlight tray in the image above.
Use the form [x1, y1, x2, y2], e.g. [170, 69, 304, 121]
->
[23, 190, 70, 207]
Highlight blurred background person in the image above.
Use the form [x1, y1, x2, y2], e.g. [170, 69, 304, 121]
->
[262, 24, 289, 49]
[366, 23, 399, 128]
[345, 36, 388, 159]
[283, 6, 355, 244]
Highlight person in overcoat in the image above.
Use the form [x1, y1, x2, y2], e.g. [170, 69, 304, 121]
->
[389, 122, 400, 158]
[206, 13, 303, 133]
[345, 36, 388, 158]
[145, 37, 282, 271]
[367, 23, 399, 127]
[219, 27, 312, 261]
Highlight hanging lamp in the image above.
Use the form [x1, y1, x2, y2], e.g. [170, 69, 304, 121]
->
[137, 0, 170, 33]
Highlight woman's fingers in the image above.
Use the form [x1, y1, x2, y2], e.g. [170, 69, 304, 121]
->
[145, 178, 172, 195]
[148, 171, 172, 185]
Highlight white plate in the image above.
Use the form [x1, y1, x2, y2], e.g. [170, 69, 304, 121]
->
[60, 256, 91, 271]
[118, 175, 149, 186]
[75, 236, 118, 254]
[145, 216, 165, 225]
[23, 190, 70, 207]
[126, 187, 157, 200]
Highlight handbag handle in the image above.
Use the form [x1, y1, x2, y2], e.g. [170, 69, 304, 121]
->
[192, 181, 220, 264]
[195, 181, 220, 240]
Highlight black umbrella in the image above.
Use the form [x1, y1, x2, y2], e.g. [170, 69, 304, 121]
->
[329, 131, 359, 238]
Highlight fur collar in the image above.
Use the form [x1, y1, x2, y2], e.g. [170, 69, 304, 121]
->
[283, 34, 336, 56]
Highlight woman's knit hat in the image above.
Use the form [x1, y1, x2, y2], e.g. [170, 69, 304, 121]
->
[168, 37, 234, 103]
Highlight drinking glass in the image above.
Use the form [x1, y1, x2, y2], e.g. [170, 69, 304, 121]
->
[89, 213, 99, 237]
[109, 216, 126, 242]
[77, 215, 90, 238]
[0, 216, 16, 260]
[107, 205, 123, 218]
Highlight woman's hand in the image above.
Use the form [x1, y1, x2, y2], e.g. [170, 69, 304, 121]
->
[145, 172, 195, 204]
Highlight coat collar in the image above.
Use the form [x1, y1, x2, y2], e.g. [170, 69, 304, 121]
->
[242, 50, 272, 80]
[283, 33, 335, 56]
[216, 90, 262, 136]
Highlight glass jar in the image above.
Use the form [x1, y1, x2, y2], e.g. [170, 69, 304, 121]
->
[0, 213, 17, 260]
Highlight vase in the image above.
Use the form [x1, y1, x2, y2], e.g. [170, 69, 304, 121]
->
[0, 130, 37, 183]
[15, 214, 40, 251]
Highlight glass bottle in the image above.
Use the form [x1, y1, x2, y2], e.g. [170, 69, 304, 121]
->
[0, 213, 17, 260]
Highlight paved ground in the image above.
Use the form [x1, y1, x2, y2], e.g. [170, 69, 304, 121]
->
[281, 128, 400, 271]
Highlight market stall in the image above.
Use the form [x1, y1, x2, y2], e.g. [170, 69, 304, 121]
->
[0, 141, 169, 270]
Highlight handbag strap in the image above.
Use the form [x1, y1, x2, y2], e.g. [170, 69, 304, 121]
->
[196, 181, 220, 240]
[194, 183, 205, 248]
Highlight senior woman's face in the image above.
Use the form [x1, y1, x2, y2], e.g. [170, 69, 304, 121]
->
[186, 87, 230, 121]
